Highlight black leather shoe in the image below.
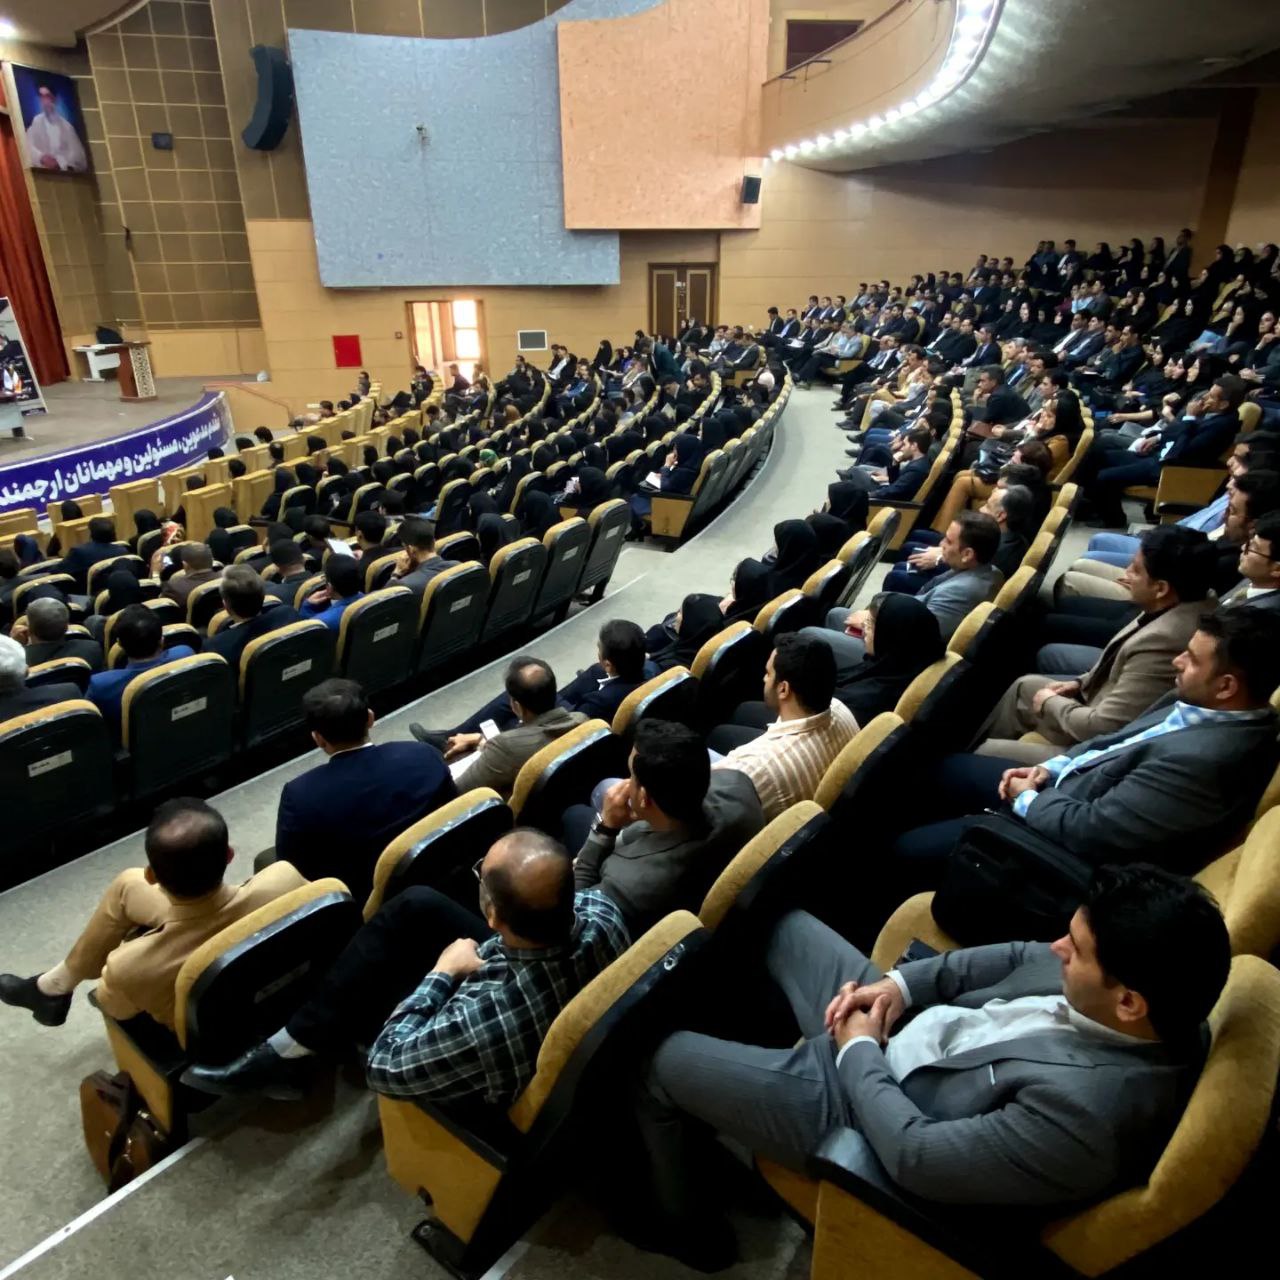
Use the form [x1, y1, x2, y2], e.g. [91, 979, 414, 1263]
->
[845, 447, 863, 458]
[408, 723, 451, 752]
[0, 973, 72, 1026]
[181, 1042, 309, 1101]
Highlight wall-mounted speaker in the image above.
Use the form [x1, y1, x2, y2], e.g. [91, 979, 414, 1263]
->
[741, 175, 762, 205]
[242, 45, 295, 152]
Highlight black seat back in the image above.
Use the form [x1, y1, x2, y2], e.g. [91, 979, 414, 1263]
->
[417, 562, 490, 675]
[531, 519, 590, 621]
[239, 620, 334, 746]
[335, 587, 417, 695]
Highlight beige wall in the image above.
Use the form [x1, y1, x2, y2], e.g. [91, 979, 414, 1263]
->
[721, 115, 1221, 320]
[1224, 88, 1280, 252]
[558, 0, 767, 230]
[766, 0, 894, 78]
[249, 220, 718, 411]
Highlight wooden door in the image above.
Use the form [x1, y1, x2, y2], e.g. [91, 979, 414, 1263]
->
[649, 264, 717, 338]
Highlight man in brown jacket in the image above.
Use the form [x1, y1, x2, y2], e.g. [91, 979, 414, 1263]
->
[976, 526, 1216, 763]
[160, 542, 221, 616]
[0, 798, 305, 1029]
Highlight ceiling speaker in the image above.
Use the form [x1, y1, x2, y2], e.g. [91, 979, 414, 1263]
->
[242, 45, 294, 152]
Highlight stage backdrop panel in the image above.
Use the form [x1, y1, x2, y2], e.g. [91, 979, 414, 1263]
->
[287, 0, 661, 289]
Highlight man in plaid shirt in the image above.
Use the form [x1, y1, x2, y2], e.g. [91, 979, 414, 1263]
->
[182, 830, 630, 1105]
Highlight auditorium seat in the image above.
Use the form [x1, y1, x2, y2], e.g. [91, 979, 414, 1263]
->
[649, 449, 725, 541]
[98, 878, 359, 1142]
[867, 429, 959, 553]
[121, 654, 236, 798]
[530, 518, 590, 623]
[753, 589, 809, 648]
[416, 561, 490, 676]
[335, 587, 417, 695]
[362, 787, 514, 920]
[610, 666, 698, 738]
[362, 551, 402, 592]
[802, 559, 853, 621]
[893, 651, 965, 723]
[12, 574, 76, 618]
[896, 655, 989, 759]
[86, 554, 146, 598]
[690, 622, 768, 730]
[26, 656, 92, 693]
[239, 620, 334, 746]
[186, 579, 226, 630]
[575, 500, 629, 602]
[813, 712, 911, 815]
[0, 700, 115, 852]
[1048, 423, 1094, 486]
[378, 911, 710, 1278]
[437, 530, 480, 564]
[508, 718, 622, 831]
[479, 538, 548, 644]
[431, 479, 471, 535]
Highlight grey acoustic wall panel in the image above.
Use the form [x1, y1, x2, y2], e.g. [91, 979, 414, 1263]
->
[287, 0, 660, 288]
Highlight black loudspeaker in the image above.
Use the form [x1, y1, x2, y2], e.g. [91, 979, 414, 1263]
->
[741, 175, 762, 204]
[242, 45, 295, 152]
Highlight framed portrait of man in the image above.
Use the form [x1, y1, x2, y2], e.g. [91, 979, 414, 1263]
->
[6, 64, 91, 174]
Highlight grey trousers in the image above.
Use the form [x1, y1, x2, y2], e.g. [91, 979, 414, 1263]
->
[1034, 643, 1099, 677]
[637, 910, 879, 1224]
[799, 608, 867, 682]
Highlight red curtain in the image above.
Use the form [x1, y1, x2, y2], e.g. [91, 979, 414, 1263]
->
[0, 111, 68, 385]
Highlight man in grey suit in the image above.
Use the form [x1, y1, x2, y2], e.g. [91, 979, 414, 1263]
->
[1217, 509, 1280, 614]
[385, 518, 459, 600]
[635, 865, 1228, 1267]
[800, 511, 1003, 679]
[888, 608, 1280, 894]
[563, 719, 764, 933]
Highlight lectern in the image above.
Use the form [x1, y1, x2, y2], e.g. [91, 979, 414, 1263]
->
[100, 342, 157, 401]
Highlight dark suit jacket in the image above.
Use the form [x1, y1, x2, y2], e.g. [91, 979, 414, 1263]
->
[264, 571, 312, 607]
[61, 541, 128, 592]
[204, 605, 300, 671]
[274, 740, 456, 904]
[870, 455, 930, 502]
[574, 770, 765, 932]
[1159, 409, 1240, 468]
[0, 682, 82, 722]
[24, 635, 104, 671]
[558, 668, 647, 724]
[1061, 332, 1106, 367]
[972, 386, 1031, 425]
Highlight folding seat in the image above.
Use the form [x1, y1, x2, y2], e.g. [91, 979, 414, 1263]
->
[47, 493, 104, 527]
[334, 587, 417, 695]
[362, 788, 514, 920]
[378, 910, 710, 1277]
[649, 450, 724, 540]
[290, 571, 326, 609]
[813, 712, 915, 843]
[610, 666, 699, 738]
[755, 957, 1280, 1280]
[416, 562, 489, 676]
[892, 651, 965, 722]
[479, 538, 548, 645]
[801, 559, 853, 622]
[232, 470, 274, 522]
[437, 530, 480, 563]
[895, 654, 989, 759]
[1019, 529, 1055, 575]
[752, 589, 809, 648]
[279, 484, 316, 516]
[363, 550, 402, 592]
[97, 878, 359, 1141]
[414, 462, 441, 507]
[866, 438, 954, 552]
[239, 620, 334, 747]
[0, 700, 115, 852]
[26, 656, 92, 693]
[508, 719, 625, 833]
[1049, 423, 1094, 486]
[182, 483, 234, 541]
[835, 532, 879, 608]
[575, 500, 629, 601]
[430, 478, 471, 535]
[122, 654, 235, 797]
[186, 578, 226, 629]
[109, 479, 162, 533]
[530, 518, 590, 623]
[86, 554, 146, 598]
[690, 622, 768, 730]
[12, 574, 75, 617]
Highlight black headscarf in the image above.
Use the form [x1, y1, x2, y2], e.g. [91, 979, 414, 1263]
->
[477, 513, 515, 563]
[575, 466, 611, 508]
[517, 489, 559, 540]
[834, 594, 943, 721]
[468, 491, 501, 528]
[767, 519, 821, 595]
[650, 592, 725, 670]
[826, 481, 870, 529]
[100, 568, 143, 614]
[724, 558, 773, 623]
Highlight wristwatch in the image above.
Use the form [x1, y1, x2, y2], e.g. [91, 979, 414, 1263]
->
[591, 819, 620, 839]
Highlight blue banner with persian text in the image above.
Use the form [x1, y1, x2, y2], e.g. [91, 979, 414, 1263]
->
[0, 391, 230, 516]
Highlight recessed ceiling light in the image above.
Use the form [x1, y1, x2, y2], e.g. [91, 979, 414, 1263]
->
[866, 115, 884, 131]
[0, 19, 17, 38]
[784, 144, 798, 158]
[833, 128, 848, 142]
[770, 148, 783, 161]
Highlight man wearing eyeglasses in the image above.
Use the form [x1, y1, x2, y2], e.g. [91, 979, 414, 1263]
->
[180, 829, 630, 1104]
[1218, 510, 1280, 613]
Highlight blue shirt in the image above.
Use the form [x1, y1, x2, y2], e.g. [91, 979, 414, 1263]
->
[87, 646, 197, 739]
[1178, 492, 1227, 533]
[299, 593, 363, 631]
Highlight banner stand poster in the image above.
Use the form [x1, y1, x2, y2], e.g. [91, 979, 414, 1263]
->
[0, 295, 49, 441]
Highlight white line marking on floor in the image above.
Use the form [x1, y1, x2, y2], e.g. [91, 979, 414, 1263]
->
[477, 1239, 531, 1280]
[0, 1139, 208, 1279]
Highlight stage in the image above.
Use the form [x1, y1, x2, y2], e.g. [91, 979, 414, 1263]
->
[0, 372, 238, 462]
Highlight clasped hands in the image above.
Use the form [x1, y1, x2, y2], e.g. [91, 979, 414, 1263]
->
[823, 978, 905, 1050]
[1030, 679, 1079, 713]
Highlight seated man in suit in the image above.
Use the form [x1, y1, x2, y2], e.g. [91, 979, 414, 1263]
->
[885, 608, 1280, 902]
[161, 541, 220, 615]
[203, 566, 299, 671]
[802, 511, 1003, 678]
[298, 553, 364, 631]
[975, 525, 1217, 762]
[423, 657, 588, 800]
[965, 364, 1031, 431]
[263, 538, 313, 607]
[1218, 509, 1280, 612]
[562, 719, 765, 933]
[839, 425, 933, 498]
[12, 597, 104, 671]
[180, 829, 630, 1103]
[271, 678, 454, 904]
[87, 605, 197, 740]
[60, 517, 127, 593]
[0, 633, 82, 721]
[633, 865, 1229, 1268]
[386, 518, 459, 600]
[709, 633, 858, 821]
[411, 621, 651, 752]
[0, 797, 305, 1030]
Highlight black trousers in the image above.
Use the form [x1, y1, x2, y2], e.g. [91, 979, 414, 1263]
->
[286, 887, 490, 1054]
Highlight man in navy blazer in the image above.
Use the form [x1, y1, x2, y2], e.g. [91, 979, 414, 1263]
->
[203, 566, 299, 673]
[841, 425, 932, 497]
[61, 517, 128, 592]
[272, 678, 456, 904]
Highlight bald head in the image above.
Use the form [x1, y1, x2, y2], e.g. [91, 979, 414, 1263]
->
[26, 597, 70, 642]
[480, 828, 574, 946]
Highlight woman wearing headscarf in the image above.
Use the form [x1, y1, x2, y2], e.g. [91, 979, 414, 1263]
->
[128, 509, 162, 553]
[1151, 295, 1206, 350]
[763, 519, 821, 596]
[206, 507, 240, 563]
[592, 338, 613, 371]
[515, 489, 559, 541]
[647, 593, 725, 671]
[260, 467, 296, 520]
[493, 453, 532, 512]
[627, 433, 702, 536]
[467, 491, 501, 530]
[476, 512, 515, 566]
[87, 568, 146, 641]
[563, 465, 612, 515]
[720, 557, 775, 624]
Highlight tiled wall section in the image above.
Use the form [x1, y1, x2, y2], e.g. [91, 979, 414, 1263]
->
[248, 217, 717, 409]
[211, 0, 571, 223]
[86, 0, 258, 331]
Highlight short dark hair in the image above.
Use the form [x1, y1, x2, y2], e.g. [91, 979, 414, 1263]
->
[598, 619, 646, 681]
[268, 441, 285, 462]
[181, 543, 214, 571]
[505, 657, 557, 714]
[1213, 374, 1246, 411]
[213, 506, 237, 529]
[1083, 864, 1229, 1044]
[481, 829, 574, 946]
[997, 483, 1036, 533]
[1250, 509, 1280, 551]
[324, 553, 361, 598]
[115, 604, 163, 659]
[954, 510, 1000, 564]
[220, 565, 265, 618]
[303, 515, 330, 541]
[979, 364, 1005, 384]
[88, 517, 116, 544]
[270, 538, 304, 569]
[631, 720, 710, 823]
[0, 550, 17, 581]
[145, 797, 230, 898]
[772, 632, 836, 714]
[228, 458, 247, 479]
[1197, 609, 1280, 704]
[1233, 470, 1280, 524]
[302, 677, 369, 746]
[400, 518, 436, 552]
[354, 510, 387, 545]
[905, 425, 933, 454]
[1138, 525, 1216, 601]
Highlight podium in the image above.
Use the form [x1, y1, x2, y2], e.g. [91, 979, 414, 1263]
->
[100, 342, 157, 402]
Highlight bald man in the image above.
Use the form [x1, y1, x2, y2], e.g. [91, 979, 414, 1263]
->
[181, 829, 630, 1104]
